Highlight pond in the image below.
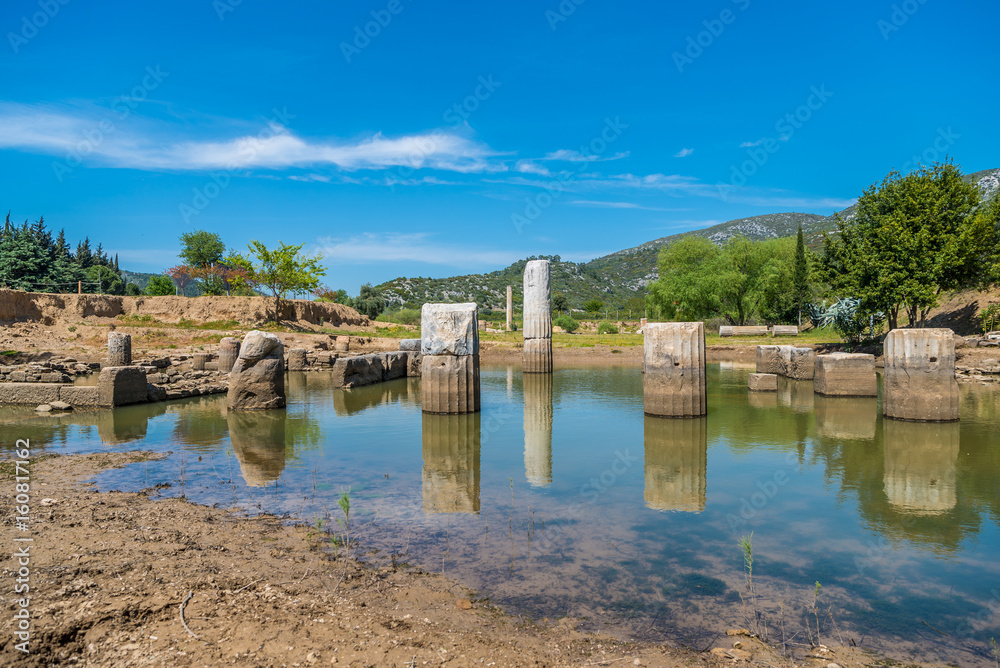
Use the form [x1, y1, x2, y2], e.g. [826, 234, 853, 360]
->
[6, 364, 1000, 665]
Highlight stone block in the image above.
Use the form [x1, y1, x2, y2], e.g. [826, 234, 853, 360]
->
[643, 322, 706, 417]
[522, 259, 552, 340]
[218, 337, 240, 373]
[643, 416, 707, 512]
[406, 351, 422, 377]
[287, 348, 308, 371]
[779, 346, 815, 380]
[107, 332, 132, 366]
[0, 383, 61, 405]
[192, 353, 209, 371]
[421, 354, 480, 414]
[383, 351, 408, 381]
[97, 367, 149, 407]
[748, 373, 778, 392]
[883, 328, 959, 421]
[523, 338, 553, 374]
[331, 354, 385, 389]
[755, 345, 782, 375]
[814, 353, 876, 397]
[59, 386, 99, 408]
[421, 303, 479, 356]
[720, 326, 769, 337]
[772, 325, 799, 336]
[399, 338, 421, 352]
[227, 331, 285, 411]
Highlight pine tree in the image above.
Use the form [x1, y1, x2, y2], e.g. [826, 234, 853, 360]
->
[792, 223, 809, 327]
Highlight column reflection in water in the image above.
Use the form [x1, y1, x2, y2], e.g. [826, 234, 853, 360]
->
[643, 416, 707, 513]
[814, 396, 877, 440]
[883, 419, 960, 515]
[97, 402, 166, 445]
[523, 373, 553, 487]
[777, 377, 815, 413]
[228, 410, 287, 487]
[421, 413, 481, 514]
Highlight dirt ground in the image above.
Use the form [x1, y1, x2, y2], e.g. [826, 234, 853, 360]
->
[0, 452, 930, 668]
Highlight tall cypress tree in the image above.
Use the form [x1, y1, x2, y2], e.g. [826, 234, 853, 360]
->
[792, 223, 810, 327]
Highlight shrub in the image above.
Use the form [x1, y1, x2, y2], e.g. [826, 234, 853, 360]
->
[597, 322, 619, 335]
[378, 308, 421, 326]
[554, 314, 579, 333]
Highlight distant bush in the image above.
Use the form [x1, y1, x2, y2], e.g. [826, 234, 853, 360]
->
[597, 322, 619, 335]
[145, 275, 175, 296]
[378, 308, 420, 326]
[554, 314, 579, 333]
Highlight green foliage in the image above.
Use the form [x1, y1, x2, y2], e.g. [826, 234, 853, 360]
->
[822, 162, 987, 330]
[583, 299, 604, 314]
[792, 223, 810, 322]
[227, 241, 327, 322]
[125, 282, 143, 296]
[552, 293, 568, 313]
[0, 215, 115, 293]
[809, 297, 884, 347]
[353, 283, 386, 319]
[87, 264, 125, 295]
[597, 321, 619, 335]
[554, 314, 579, 333]
[648, 235, 799, 326]
[145, 274, 176, 296]
[178, 230, 226, 269]
[980, 303, 1000, 334]
[377, 308, 420, 325]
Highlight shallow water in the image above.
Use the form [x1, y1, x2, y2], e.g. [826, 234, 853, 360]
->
[5, 364, 1000, 665]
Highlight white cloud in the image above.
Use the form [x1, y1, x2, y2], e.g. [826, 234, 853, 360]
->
[542, 149, 630, 162]
[739, 139, 766, 148]
[0, 102, 503, 174]
[674, 148, 694, 158]
[568, 200, 668, 211]
[514, 160, 551, 176]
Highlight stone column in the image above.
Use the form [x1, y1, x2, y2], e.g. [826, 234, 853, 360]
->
[814, 353, 876, 397]
[506, 285, 513, 332]
[522, 259, 552, 373]
[643, 322, 706, 417]
[107, 332, 132, 367]
[420, 303, 480, 414]
[755, 345, 782, 375]
[192, 353, 209, 371]
[643, 416, 707, 512]
[883, 420, 959, 514]
[287, 348, 308, 371]
[218, 337, 241, 373]
[523, 373, 553, 487]
[779, 346, 815, 380]
[227, 331, 286, 411]
[421, 413, 481, 514]
[883, 328, 959, 421]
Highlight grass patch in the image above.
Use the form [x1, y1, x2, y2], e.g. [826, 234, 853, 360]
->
[1, 350, 20, 357]
[117, 314, 240, 331]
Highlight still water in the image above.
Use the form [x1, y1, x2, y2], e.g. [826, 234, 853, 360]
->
[6, 364, 1000, 665]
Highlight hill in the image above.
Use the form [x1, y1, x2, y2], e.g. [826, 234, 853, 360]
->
[374, 168, 1000, 311]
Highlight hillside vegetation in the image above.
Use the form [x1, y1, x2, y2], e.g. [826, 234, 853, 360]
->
[375, 168, 1000, 312]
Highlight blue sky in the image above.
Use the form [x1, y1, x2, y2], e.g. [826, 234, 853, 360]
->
[1, 0, 996, 294]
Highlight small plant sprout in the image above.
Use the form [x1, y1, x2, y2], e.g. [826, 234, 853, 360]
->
[812, 580, 822, 647]
[332, 488, 351, 559]
[737, 532, 767, 641]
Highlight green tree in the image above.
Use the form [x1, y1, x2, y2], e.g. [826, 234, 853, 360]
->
[647, 236, 722, 321]
[823, 162, 987, 330]
[792, 223, 810, 326]
[146, 274, 176, 296]
[87, 265, 125, 295]
[583, 299, 604, 315]
[179, 230, 226, 268]
[353, 283, 386, 319]
[228, 241, 327, 322]
[552, 293, 568, 313]
[554, 314, 579, 332]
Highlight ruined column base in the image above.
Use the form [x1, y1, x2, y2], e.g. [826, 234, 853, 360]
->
[814, 353, 876, 397]
[883, 328, 960, 422]
[287, 348, 308, 371]
[755, 345, 782, 374]
[523, 338, 553, 374]
[780, 346, 816, 380]
[643, 322, 706, 417]
[422, 413, 481, 514]
[421, 354, 480, 414]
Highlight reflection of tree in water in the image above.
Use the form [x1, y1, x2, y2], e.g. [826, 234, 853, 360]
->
[523, 374, 553, 487]
[421, 413, 480, 514]
[643, 416, 706, 513]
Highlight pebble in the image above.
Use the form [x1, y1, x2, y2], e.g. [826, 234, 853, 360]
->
[35, 404, 52, 412]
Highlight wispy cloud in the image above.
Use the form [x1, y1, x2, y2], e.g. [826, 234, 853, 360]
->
[569, 200, 669, 211]
[674, 148, 694, 158]
[0, 102, 503, 174]
[514, 159, 551, 176]
[542, 149, 630, 162]
[739, 139, 766, 148]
